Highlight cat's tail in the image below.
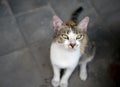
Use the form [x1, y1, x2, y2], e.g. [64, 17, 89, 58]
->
[71, 7, 83, 23]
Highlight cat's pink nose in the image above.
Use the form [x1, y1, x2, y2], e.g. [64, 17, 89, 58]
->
[70, 43, 76, 48]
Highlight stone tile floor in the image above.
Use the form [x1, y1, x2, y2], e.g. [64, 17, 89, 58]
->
[0, 0, 120, 87]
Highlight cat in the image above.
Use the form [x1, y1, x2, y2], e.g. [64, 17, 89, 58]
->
[50, 7, 96, 87]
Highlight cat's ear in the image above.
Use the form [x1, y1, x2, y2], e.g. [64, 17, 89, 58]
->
[52, 15, 63, 31]
[77, 16, 89, 32]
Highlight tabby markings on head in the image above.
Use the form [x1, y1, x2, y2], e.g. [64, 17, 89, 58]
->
[64, 20, 77, 26]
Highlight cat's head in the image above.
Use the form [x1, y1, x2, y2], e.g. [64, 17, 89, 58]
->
[52, 15, 89, 49]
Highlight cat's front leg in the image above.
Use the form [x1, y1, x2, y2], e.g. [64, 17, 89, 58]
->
[52, 65, 60, 87]
[60, 68, 75, 87]
[79, 62, 87, 81]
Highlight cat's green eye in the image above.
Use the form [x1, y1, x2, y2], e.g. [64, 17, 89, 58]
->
[62, 34, 69, 39]
[76, 34, 83, 40]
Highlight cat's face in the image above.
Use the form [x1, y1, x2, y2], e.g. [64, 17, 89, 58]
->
[52, 15, 89, 49]
[53, 25, 85, 49]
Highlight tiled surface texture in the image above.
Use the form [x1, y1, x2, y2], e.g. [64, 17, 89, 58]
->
[0, 0, 120, 87]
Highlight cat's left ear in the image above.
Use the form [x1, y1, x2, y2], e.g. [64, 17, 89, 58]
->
[52, 15, 63, 31]
[77, 17, 89, 32]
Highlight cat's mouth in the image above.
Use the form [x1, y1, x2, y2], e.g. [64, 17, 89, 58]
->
[68, 43, 78, 49]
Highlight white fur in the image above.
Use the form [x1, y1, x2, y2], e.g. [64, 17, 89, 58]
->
[50, 42, 81, 87]
[50, 31, 83, 87]
[50, 43, 81, 69]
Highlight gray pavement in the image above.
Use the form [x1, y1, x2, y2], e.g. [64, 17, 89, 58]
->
[0, 0, 120, 87]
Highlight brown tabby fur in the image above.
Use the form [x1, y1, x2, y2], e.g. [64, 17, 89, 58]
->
[53, 19, 95, 62]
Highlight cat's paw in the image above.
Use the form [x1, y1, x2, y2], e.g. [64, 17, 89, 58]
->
[51, 79, 59, 87]
[60, 81, 68, 87]
[79, 71, 87, 81]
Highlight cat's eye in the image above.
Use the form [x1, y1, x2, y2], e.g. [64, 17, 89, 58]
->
[62, 34, 69, 39]
[76, 34, 83, 40]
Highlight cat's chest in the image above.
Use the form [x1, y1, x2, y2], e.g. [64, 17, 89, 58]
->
[50, 43, 81, 68]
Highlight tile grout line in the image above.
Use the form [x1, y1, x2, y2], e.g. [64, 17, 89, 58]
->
[86, 0, 104, 23]
[2, 0, 43, 74]
[2, 0, 14, 16]
[14, 6, 47, 17]
[0, 0, 28, 57]
[12, 3, 55, 75]
[47, 2, 57, 15]
[14, 17, 44, 76]
[3, 0, 30, 46]
[1, 1, 55, 75]
[87, 0, 114, 31]
[3, 0, 29, 53]
[4, 0, 32, 50]
[14, 2, 55, 18]
[24, 3, 57, 77]
[0, 46, 26, 57]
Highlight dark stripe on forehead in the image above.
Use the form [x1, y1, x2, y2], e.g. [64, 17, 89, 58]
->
[68, 25, 79, 34]
[59, 21, 82, 34]
[63, 20, 78, 33]
[59, 27, 71, 34]
[70, 26, 83, 34]
[64, 20, 77, 26]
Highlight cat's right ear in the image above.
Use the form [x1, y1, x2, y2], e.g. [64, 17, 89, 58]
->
[52, 15, 63, 31]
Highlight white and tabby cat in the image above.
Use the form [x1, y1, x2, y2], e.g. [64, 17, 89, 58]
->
[50, 7, 96, 87]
